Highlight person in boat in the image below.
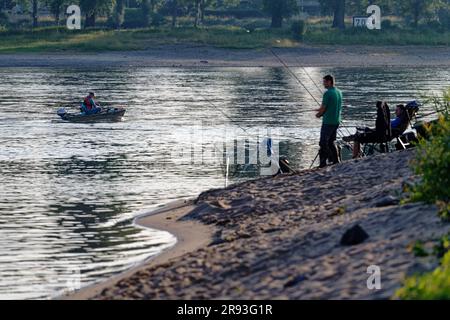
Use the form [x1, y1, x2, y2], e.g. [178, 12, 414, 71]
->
[315, 75, 343, 168]
[81, 92, 102, 115]
[344, 104, 409, 158]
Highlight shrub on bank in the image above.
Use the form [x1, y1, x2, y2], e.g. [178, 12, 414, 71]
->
[396, 250, 450, 299]
[397, 233, 450, 299]
[397, 90, 450, 300]
[409, 88, 450, 220]
[291, 20, 307, 40]
[123, 8, 147, 29]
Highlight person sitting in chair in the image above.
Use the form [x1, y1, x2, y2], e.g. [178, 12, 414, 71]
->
[81, 92, 102, 115]
[344, 103, 409, 159]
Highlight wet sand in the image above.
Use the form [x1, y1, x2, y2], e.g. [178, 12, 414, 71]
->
[1, 45, 449, 68]
[64, 199, 215, 300]
[66, 149, 449, 300]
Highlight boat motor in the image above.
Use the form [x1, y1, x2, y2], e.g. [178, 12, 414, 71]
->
[57, 108, 67, 118]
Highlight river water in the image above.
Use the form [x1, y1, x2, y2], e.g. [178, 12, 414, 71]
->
[0, 66, 448, 299]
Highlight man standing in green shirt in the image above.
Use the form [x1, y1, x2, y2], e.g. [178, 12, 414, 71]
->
[315, 75, 343, 168]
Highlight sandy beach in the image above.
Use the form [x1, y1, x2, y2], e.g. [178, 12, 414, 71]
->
[65, 199, 215, 300]
[66, 148, 449, 300]
[1, 45, 449, 68]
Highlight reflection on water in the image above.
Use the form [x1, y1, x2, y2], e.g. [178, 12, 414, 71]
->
[0, 66, 448, 299]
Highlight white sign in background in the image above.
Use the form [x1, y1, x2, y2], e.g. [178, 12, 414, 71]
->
[353, 5, 382, 30]
[66, 5, 81, 30]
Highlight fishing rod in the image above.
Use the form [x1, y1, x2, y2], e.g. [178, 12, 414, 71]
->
[185, 84, 286, 175]
[269, 48, 352, 168]
[269, 48, 326, 168]
[270, 48, 322, 107]
[186, 88, 250, 135]
[415, 108, 448, 119]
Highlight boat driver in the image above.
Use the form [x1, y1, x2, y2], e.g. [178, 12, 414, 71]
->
[81, 92, 102, 115]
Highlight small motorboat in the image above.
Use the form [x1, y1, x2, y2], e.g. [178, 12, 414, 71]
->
[57, 107, 126, 123]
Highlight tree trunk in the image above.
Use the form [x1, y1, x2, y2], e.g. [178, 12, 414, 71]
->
[150, 0, 154, 12]
[270, 2, 283, 28]
[171, 0, 177, 28]
[200, 0, 205, 23]
[115, 0, 125, 29]
[141, 0, 151, 27]
[32, 0, 38, 28]
[194, 0, 201, 27]
[85, 12, 96, 28]
[54, 2, 62, 26]
[271, 14, 283, 28]
[413, 0, 420, 28]
[332, 0, 345, 30]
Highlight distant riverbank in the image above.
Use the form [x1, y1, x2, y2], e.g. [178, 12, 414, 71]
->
[66, 149, 450, 299]
[0, 26, 449, 54]
[1, 44, 449, 68]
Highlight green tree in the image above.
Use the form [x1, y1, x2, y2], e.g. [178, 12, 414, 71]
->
[332, 0, 346, 29]
[0, 6, 7, 27]
[79, 0, 115, 28]
[141, 0, 151, 27]
[193, 0, 209, 27]
[319, 0, 347, 29]
[344, 0, 396, 16]
[139, 0, 165, 27]
[170, 0, 178, 27]
[113, 0, 125, 28]
[398, 0, 446, 27]
[44, 0, 69, 26]
[194, 0, 202, 27]
[262, 0, 298, 28]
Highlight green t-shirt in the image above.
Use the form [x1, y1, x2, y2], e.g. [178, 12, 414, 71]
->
[322, 87, 343, 125]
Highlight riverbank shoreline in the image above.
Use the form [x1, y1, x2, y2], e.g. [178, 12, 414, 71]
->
[66, 149, 449, 300]
[63, 199, 215, 300]
[1, 45, 449, 68]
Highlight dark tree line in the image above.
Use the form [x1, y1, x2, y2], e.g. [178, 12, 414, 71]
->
[323, 0, 449, 30]
[1, 0, 448, 30]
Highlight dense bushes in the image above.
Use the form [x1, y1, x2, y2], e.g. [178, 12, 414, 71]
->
[121, 8, 166, 28]
[122, 8, 146, 28]
[291, 20, 307, 40]
[0, 11, 7, 26]
[205, 9, 266, 19]
[397, 250, 450, 299]
[410, 88, 450, 220]
[395, 89, 450, 300]
[396, 234, 450, 299]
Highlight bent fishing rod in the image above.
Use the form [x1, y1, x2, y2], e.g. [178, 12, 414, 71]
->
[269, 49, 357, 168]
[184, 84, 291, 174]
[415, 108, 448, 119]
[269, 48, 322, 107]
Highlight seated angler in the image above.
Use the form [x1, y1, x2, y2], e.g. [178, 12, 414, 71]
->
[81, 92, 102, 115]
[344, 103, 409, 159]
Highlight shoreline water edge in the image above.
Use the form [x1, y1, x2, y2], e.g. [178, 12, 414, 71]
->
[64, 149, 450, 300]
[1, 45, 450, 68]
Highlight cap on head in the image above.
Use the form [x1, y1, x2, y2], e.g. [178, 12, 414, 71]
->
[89, 92, 95, 97]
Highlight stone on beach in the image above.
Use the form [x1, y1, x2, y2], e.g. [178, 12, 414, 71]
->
[340, 224, 370, 246]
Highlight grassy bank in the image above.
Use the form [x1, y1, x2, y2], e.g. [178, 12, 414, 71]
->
[0, 26, 297, 53]
[304, 28, 450, 46]
[0, 21, 449, 53]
